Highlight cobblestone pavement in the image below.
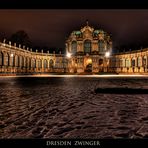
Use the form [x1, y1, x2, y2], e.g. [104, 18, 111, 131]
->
[0, 76, 148, 138]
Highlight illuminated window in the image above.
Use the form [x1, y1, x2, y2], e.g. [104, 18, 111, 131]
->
[131, 59, 135, 67]
[44, 59, 48, 69]
[19, 56, 22, 67]
[71, 41, 77, 54]
[120, 59, 123, 67]
[84, 40, 91, 53]
[99, 59, 103, 65]
[0, 52, 3, 66]
[5, 53, 9, 66]
[29, 58, 31, 69]
[125, 59, 130, 67]
[137, 57, 141, 67]
[98, 40, 104, 52]
[32, 58, 36, 68]
[15, 55, 19, 67]
[122, 59, 125, 67]
[24, 57, 27, 67]
[49, 59, 54, 68]
[142, 56, 147, 66]
[38, 59, 42, 68]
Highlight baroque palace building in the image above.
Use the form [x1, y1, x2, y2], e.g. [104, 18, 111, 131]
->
[0, 22, 148, 75]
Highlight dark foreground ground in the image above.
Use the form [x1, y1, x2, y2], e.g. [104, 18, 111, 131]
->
[0, 76, 148, 138]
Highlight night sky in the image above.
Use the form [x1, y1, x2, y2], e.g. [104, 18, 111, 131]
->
[0, 9, 148, 52]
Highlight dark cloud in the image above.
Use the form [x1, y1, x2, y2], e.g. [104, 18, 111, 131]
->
[0, 10, 148, 50]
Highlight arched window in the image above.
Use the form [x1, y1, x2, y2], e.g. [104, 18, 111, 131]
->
[55, 58, 60, 68]
[49, 59, 54, 68]
[111, 58, 116, 68]
[71, 41, 77, 54]
[120, 59, 123, 67]
[19, 56, 22, 67]
[0, 52, 3, 66]
[10, 54, 14, 66]
[5, 53, 9, 66]
[122, 59, 125, 67]
[137, 57, 141, 67]
[98, 40, 104, 52]
[125, 59, 130, 67]
[32, 58, 36, 68]
[84, 40, 91, 53]
[38, 59, 42, 68]
[21, 57, 24, 67]
[116, 58, 120, 67]
[142, 56, 147, 67]
[15, 55, 19, 67]
[131, 58, 135, 67]
[99, 59, 103, 65]
[44, 59, 48, 69]
[29, 58, 31, 68]
[63, 59, 68, 68]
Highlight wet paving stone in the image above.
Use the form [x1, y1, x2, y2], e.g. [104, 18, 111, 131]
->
[0, 76, 148, 138]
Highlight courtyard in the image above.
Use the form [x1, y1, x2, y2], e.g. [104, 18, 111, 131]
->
[0, 75, 148, 138]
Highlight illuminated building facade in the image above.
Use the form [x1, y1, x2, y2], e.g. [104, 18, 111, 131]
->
[0, 22, 148, 75]
[65, 21, 112, 73]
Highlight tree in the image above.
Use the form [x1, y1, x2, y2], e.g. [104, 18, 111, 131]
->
[9, 30, 32, 47]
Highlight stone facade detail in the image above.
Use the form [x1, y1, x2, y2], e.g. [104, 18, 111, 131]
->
[0, 22, 148, 75]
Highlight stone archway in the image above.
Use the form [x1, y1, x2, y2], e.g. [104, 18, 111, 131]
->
[98, 59, 103, 72]
[85, 58, 92, 72]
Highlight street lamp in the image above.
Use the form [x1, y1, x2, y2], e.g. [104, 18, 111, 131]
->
[66, 52, 71, 58]
[66, 52, 72, 73]
[105, 51, 110, 58]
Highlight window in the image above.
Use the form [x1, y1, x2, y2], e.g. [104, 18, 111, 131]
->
[120, 59, 123, 67]
[38, 59, 42, 68]
[99, 59, 103, 65]
[71, 41, 77, 54]
[44, 59, 48, 69]
[15, 55, 19, 67]
[98, 40, 104, 52]
[49, 59, 54, 68]
[5, 53, 9, 66]
[19, 56, 23, 67]
[84, 40, 91, 53]
[32, 59, 36, 68]
[143, 56, 147, 66]
[125, 59, 130, 67]
[0, 52, 3, 66]
[137, 57, 141, 67]
[122, 59, 125, 67]
[131, 59, 135, 67]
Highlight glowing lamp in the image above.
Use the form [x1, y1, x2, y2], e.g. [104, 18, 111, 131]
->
[10, 53, 14, 57]
[66, 52, 71, 58]
[105, 52, 110, 57]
